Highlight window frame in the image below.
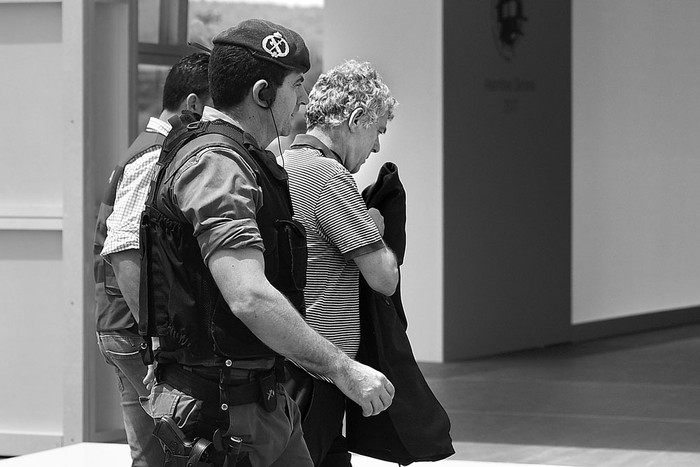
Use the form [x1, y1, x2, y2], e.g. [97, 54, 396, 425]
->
[131, 0, 190, 138]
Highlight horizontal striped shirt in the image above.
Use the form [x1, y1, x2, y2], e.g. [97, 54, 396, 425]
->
[284, 134, 384, 361]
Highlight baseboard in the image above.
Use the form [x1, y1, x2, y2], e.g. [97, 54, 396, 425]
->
[0, 429, 125, 457]
[571, 305, 700, 343]
[0, 432, 62, 457]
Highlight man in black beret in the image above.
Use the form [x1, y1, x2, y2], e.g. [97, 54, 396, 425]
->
[139, 19, 395, 467]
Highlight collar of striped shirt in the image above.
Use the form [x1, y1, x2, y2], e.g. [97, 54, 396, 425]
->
[289, 134, 343, 164]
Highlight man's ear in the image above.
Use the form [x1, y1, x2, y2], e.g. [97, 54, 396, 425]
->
[185, 93, 200, 113]
[348, 108, 364, 133]
[252, 79, 273, 108]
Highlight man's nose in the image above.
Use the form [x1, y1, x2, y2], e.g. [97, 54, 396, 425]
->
[298, 86, 309, 105]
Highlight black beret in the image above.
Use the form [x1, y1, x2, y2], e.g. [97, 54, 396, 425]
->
[213, 19, 310, 73]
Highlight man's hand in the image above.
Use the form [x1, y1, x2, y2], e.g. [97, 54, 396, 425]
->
[333, 360, 394, 417]
[110, 249, 141, 321]
[143, 363, 157, 391]
[367, 207, 385, 237]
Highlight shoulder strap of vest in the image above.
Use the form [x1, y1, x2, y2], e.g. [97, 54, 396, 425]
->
[132, 111, 199, 168]
[145, 119, 250, 210]
[163, 119, 248, 165]
[126, 130, 166, 164]
[203, 121, 287, 183]
[99, 128, 167, 209]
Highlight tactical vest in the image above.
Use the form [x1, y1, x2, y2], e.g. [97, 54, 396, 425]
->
[140, 119, 307, 367]
[94, 130, 166, 332]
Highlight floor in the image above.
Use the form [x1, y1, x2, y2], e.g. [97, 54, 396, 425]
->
[422, 322, 700, 466]
[0, 442, 559, 467]
[3, 323, 700, 466]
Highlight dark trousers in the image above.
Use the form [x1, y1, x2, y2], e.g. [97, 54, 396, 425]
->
[284, 363, 352, 467]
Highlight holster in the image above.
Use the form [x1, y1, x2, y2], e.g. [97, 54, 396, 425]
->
[153, 416, 242, 467]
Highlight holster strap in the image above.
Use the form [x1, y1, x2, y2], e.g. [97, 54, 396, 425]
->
[189, 438, 212, 465]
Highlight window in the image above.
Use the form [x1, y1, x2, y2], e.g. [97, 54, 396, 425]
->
[135, 0, 324, 144]
[136, 0, 190, 132]
[137, 63, 170, 131]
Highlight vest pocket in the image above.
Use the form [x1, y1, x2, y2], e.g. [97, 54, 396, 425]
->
[261, 226, 279, 283]
[274, 219, 307, 291]
[103, 262, 123, 297]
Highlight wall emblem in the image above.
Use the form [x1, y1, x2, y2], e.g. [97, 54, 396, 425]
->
[492, 0, 527, 61]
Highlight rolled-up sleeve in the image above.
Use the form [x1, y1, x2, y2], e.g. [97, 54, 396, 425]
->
[170, 147, 264, 264]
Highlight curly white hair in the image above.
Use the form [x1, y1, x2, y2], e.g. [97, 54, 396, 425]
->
[305, 60, 397, 130]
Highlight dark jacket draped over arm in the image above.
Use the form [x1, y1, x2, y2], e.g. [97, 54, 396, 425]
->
[346, 162, 454, 465]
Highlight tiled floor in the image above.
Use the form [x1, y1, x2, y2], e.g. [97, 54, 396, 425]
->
[422, 322, 700, 466]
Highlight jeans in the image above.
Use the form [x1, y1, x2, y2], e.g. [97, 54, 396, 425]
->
[97, 331, 165, 467]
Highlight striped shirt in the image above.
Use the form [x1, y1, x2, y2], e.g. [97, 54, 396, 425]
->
[284, 134, 384, 359]
[101, 117, 171, 258]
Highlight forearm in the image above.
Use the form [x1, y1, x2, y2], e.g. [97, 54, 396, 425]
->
[110, 249, 141, 321]
[234, 285, 394, 416]
[234, 286, 349, 378]
[355, 245, 399, 296]
[209, 247, 394, 416]
[209, 249, 347, 378]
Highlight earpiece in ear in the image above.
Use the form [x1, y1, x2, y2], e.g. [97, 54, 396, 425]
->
[259, 85, 274, 108]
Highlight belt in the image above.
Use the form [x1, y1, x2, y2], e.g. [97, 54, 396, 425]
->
[159, 364, 261, 406]
[158, 362, 281, 412]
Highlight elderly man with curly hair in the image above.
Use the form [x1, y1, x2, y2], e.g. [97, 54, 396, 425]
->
[282, 60, 400, 467]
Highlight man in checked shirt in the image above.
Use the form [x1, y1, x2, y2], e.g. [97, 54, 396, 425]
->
[93, 53, 211, 467]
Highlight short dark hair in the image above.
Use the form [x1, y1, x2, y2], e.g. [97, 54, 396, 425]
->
[209, 45, 287, 110]
[161, 53, 210, 112]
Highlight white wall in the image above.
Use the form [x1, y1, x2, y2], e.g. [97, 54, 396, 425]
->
[0, 0, 131, 455]
[0, 2, 63, 223]
[573, 0, 700, 323]
[0, 2, 66, 454]
[324, 0, 444, 361]
[0, 232, 63, 451]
